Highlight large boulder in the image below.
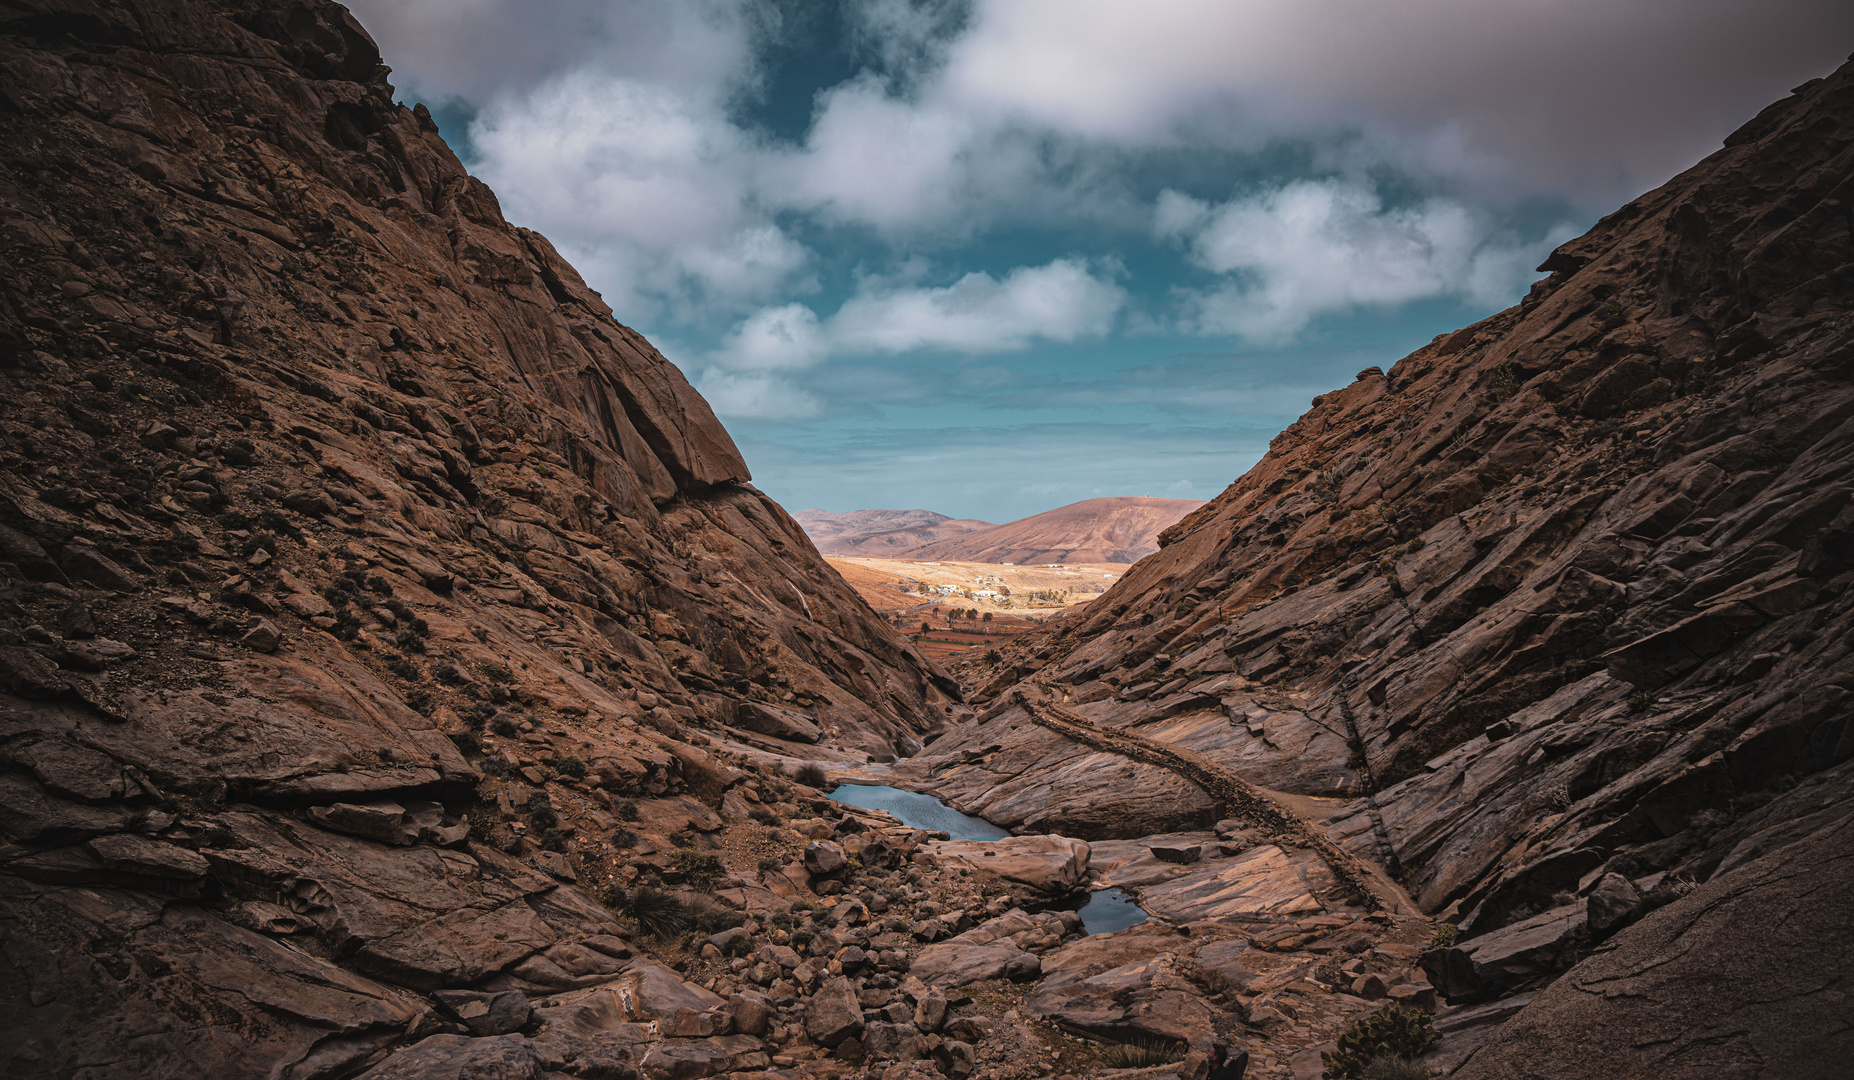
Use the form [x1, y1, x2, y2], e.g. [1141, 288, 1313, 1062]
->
[909, 943, 1041, 988]
[923, 836, 1090, 894]
[733, 702, 821, 744]
[804, 839, 849, 876]
[805, 976, 865, 1047]
[637, 1035, 769, 1079]
[1424, 904, 1587, 1003]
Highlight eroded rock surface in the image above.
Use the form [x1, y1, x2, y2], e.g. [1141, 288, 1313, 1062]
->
[908, 53, 1854, 1078]
[0, 0, 950, 1075]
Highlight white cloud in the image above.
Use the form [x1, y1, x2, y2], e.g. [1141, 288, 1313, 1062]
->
[699, 258, 1126, 419]
[830, 259, 1126, 354]
[941, 0, 1854, 202]
[693, 369, 823, 420]
[708, 258, 1125, 370]
[710, 303, 828, 371]
[463, 68, 810, 321]
[1160, 179, 1575, 341]
[349, 0, 1850, 349]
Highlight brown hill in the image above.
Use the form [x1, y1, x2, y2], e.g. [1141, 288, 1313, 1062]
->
[905, 59, 1854, 1076]
[794, 507, 994, 555]
[0, 2, 955, 1074]
[901, 496, 1205, 565]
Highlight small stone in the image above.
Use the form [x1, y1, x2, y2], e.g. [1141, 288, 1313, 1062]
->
[1587, 872, 1644, 932]
[241, 619, 283, 653]
[805, 839, 848, 876]
[140, 422, 178, 451]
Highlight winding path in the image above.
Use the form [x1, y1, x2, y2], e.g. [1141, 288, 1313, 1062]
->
[1010, 680, 1387, 911]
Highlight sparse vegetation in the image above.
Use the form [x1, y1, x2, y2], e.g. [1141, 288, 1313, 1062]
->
[792, 762, 829, 789]
[526, 792, 557, 830]
[466, 806, 497, 840]
[626, 887, 693, 938]
[672, 847, 724, 891]
[613, 797, 640, 821]
[1431, 923, 1456, 949]
[1323, 1004, 1439, 1080]
[556, 755, 587, 779]
[1361, 1058, 1432, 1080]
[1101, 1036, 1187, 1070]
[1492, 362, 1521, 399]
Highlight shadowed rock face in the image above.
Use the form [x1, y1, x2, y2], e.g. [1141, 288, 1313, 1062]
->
[910, 56, 1854, 1075]
[0, 0, 953, 1075]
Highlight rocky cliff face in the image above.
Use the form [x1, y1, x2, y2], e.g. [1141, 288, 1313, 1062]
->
[0, 0, 959, 1075]
[908, 57, 1854, 1075]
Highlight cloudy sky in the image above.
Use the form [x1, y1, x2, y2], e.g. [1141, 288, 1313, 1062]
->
[348, 0, 1851, 524]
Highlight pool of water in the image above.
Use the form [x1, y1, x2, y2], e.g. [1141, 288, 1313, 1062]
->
[828, 784, 1011, 841]
[1058, 887, 1150, 936]
[829, 783, 1151, 935]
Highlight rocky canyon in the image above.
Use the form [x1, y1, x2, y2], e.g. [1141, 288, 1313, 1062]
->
[0, 3, 1849, 1080]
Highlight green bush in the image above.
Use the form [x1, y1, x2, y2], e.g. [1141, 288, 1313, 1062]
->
[1323, 1005, 1438, 1080]
[672, 847, 725, 891]
[556, 756, 588, 779]
[1430, 923, 1456, 948]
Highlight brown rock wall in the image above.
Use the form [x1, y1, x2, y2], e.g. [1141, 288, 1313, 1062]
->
[914, 54, 1854, 1072]
[0, 1, 952, 1075]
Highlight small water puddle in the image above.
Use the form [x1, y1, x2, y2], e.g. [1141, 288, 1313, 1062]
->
[828, 784, 1010, 840]
[829, 783, 1149, 934]
[1051, 887, 1148, 936]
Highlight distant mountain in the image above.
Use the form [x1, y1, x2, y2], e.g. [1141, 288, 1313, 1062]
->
[795, 507, 996, 555]
[900, 496, 1205, 565]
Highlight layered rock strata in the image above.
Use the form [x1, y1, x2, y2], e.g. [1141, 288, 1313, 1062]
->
[909, 55, 1854, 1077]
[0, 0, 953, 1075]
